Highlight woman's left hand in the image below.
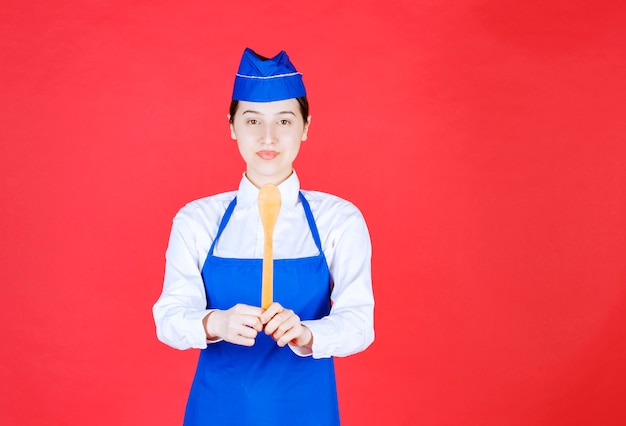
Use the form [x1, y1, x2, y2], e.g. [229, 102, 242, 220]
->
[260, 302, 313, 349]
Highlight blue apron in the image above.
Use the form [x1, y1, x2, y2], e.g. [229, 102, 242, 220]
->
[184, 193, 339, 426]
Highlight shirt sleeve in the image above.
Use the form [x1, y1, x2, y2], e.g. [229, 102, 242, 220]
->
[152, 208, 212, 350]
[295, 202, 375, 359]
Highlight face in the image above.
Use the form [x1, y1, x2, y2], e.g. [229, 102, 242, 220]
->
[229, 99, 310, 187]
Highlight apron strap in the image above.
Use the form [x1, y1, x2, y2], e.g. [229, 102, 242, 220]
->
[208, 197, 237, 256]
[299, 192, 323, 253]
[208, 192, 323, 256]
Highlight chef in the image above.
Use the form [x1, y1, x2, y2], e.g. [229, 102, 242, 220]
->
[153, 47, 375, 425]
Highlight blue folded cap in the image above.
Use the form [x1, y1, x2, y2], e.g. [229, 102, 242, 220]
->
[232, 48, 306, 102]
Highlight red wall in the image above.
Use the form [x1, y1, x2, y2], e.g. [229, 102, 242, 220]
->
[2, 1, 625, 425]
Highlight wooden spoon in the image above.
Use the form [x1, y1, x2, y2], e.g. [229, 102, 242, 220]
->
[258, 184, 282, 310]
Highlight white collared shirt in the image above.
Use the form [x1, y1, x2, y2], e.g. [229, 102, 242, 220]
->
[152, 171, 374, 358]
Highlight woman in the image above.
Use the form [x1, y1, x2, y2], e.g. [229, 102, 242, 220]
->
[153, 48, 374, 425]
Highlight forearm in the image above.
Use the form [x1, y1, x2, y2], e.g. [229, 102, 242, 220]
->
[154, 211, 214, 350]
[296, 209, 375, 359]
[300, 304, 374, 358]
[153, 299, 212, 350]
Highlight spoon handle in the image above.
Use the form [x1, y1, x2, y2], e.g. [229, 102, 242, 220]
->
[258, 184, 281, 310]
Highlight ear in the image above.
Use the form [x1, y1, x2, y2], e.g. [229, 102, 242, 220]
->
[301, 115, 312, 141]
[227, 114, 237, 140]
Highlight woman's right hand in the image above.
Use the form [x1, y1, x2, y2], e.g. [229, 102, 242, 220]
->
[203, 304, 264, 346]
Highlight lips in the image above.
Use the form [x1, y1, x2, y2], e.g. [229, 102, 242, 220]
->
[257, 150, 279, 160]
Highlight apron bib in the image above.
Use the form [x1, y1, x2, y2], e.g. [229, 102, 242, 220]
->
[184, 193, 339, 426]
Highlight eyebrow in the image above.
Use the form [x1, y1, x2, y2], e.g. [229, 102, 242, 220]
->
[241, 110, 296, 116]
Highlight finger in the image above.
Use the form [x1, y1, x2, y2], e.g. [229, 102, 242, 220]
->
[267, 313, 299, 340]
[233, 303, 264, 317]
[241, 314, 263, 332]
[264, 310, 289, 335]
[260, 302, 284, 324]
[238, 325, 259, 340]
[230, 335, 257, 347]
[224, 324, 258, 346]
[276, 324, 303, 347]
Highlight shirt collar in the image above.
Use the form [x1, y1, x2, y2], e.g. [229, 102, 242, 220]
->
[236, 171, 301, 210]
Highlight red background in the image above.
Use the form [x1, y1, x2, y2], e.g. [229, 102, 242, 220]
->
[2, 1, 625, 425]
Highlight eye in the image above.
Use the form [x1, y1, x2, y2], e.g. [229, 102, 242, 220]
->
[278, 119, 291, 126]
[247, 119, 259, 125]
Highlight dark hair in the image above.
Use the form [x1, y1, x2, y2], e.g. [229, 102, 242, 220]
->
[229, 96, 310, 124]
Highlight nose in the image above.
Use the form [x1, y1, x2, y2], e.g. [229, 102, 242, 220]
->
[260, 123, 277, 145]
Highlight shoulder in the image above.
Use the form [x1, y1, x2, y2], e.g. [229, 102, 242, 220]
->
[173, 190, 238, 225]
[301, 190, 371, 252]
[301, 189, 366, 224]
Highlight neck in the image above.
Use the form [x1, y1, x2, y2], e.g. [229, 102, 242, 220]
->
[246, 170, 293, 188]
